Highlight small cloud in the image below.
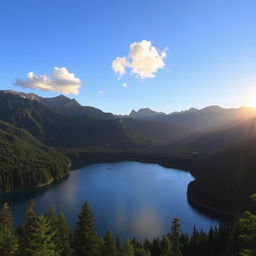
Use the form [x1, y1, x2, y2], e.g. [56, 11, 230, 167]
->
[98, 90, 104, 94]
[112, 57, 128, 79]
[122, 83, 128, 88]
[112, 40, 167, 79]
[14, 67, 81, 95]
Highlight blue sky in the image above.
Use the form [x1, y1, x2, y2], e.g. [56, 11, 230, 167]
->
[0, 0, 256, 114]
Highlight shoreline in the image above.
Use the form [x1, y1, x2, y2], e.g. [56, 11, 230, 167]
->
[187, 193, 236, 217]
[34, 173, 70, 189]
[1, 156, 234, 220]
[71, 158, 232, 218]
[35, 178, 54, 188]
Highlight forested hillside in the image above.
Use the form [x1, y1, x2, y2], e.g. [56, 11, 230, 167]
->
[0, 121, 70, 192]
[0, 90, 196, 148]
[188, 139, 256, 213]
[1, 90, 256, 215]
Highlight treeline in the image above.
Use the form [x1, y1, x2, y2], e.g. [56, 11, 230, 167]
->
[0, 121, 70, 192]
[0, 195, 256, 256]
[189, 138, 256, 214]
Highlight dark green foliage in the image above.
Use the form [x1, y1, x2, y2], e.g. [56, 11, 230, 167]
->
[239, 194, 256, 256]
[26, 215, 60, 256]
[0, 91, 196, 148]
[160, 236, 172, 256]
[55, 213, 71, 256]
[0, 120, 70, 192]
[170, 218, 182, 256]
[18, 200, 37, 256]
[0, 200, 254, 256]
[73, 202, 99, 256]
[0, 202, 17, 256]
[0, 202, 13, 230]
[0, 226, 18, 256]
[101, 230, 118, 256]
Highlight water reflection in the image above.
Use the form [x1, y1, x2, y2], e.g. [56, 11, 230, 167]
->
[0, 161, 224, 241]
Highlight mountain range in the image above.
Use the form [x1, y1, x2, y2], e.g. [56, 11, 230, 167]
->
[1, 89, 256, 213]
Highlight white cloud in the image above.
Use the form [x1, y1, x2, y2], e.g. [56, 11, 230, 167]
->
[122, 83, 128, 88]
[14, 67, 81, 95]
[112, 40, 167, 79]
[112, 57, 128, 79]
[98, 90, 104, 94]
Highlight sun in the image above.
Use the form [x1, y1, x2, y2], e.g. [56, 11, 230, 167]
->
[241, 87, 256, 109]
[246, 94, 256, 108]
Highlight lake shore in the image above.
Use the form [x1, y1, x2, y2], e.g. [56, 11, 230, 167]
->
[187, 192, 236, 217]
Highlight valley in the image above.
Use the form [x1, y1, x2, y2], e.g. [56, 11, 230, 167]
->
[1, 89, 256, 216]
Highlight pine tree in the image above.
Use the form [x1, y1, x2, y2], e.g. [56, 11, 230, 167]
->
[56, 213, 71, 256]
[26, 215, 60, 256]
[0, 202, 17, 256]
[170, 218, 183, 256]
[0, 227, 18, 256]
[0, 202, 13, 230]
[73, 202, 99, 256]
[18, 200, 37, 256]
[239, 194, 256, 256]
[24, 200, 37, 234]
[101, 230, 118, 256]
[121, 240, 135, 256]
[134, 247, 150, 256]
[160, 236, 172, 256]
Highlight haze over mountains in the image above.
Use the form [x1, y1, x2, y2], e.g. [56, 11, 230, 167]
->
[1, 89, 256, 213]
[0, 90, 196, 147]
[2, 89, 256, 150]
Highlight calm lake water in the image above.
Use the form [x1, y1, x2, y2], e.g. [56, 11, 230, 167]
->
[0, 161, 222, 241]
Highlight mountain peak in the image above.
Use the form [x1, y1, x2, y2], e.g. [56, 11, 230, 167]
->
[1, 90, 40, 101]
[129, 108, 166, 119]
[201, 105, 223, 111]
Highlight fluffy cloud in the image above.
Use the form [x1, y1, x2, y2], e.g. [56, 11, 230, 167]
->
[112, 57, 128, 79]
[14, 67, 81, 95]
[112, 40, 167, 79]
[98, 90, 104, 94]
[122, 83, 128, 88]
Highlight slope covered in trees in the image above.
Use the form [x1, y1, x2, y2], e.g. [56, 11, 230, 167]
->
[0, 90, 196, 148]
[188, 138, 256, 214]
[0, 121, 70, 192]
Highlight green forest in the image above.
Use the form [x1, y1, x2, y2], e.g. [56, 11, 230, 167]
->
[0, 121, 70, 192]
[0, 194, 255, 256]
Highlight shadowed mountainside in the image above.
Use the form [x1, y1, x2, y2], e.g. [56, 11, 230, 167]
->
[0, 120, 70, 192]
[0, 90, 197, 148]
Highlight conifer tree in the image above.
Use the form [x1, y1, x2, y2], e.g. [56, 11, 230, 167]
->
[101, 230, 118, 256]
[121, 240, 135, 256]
[24, 200, 37, 234]
[26, 215, 60, 256]
[134, 247, 150, 256]
[239, 194, 256, 256]
[0, 202, 17, 256]
[56, 213, 71, 256]
[18, 200, 37, 256]
[160, 236, 172, 256]
[0, 202, 13, 230]
[73, 202, 99, 256]
[170, 218, 183, 256]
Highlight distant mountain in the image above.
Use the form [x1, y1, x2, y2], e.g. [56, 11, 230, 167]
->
[129, 108, 166, 119]
[0, 90, 196, 148]
[164, 114, 256, 153]
[1, 90, 114, 119]
[127, 105, 256, 131]
[0, 120, 70, 192]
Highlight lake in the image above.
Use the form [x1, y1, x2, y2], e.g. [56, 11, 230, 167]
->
[0, 161, 222, 241]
